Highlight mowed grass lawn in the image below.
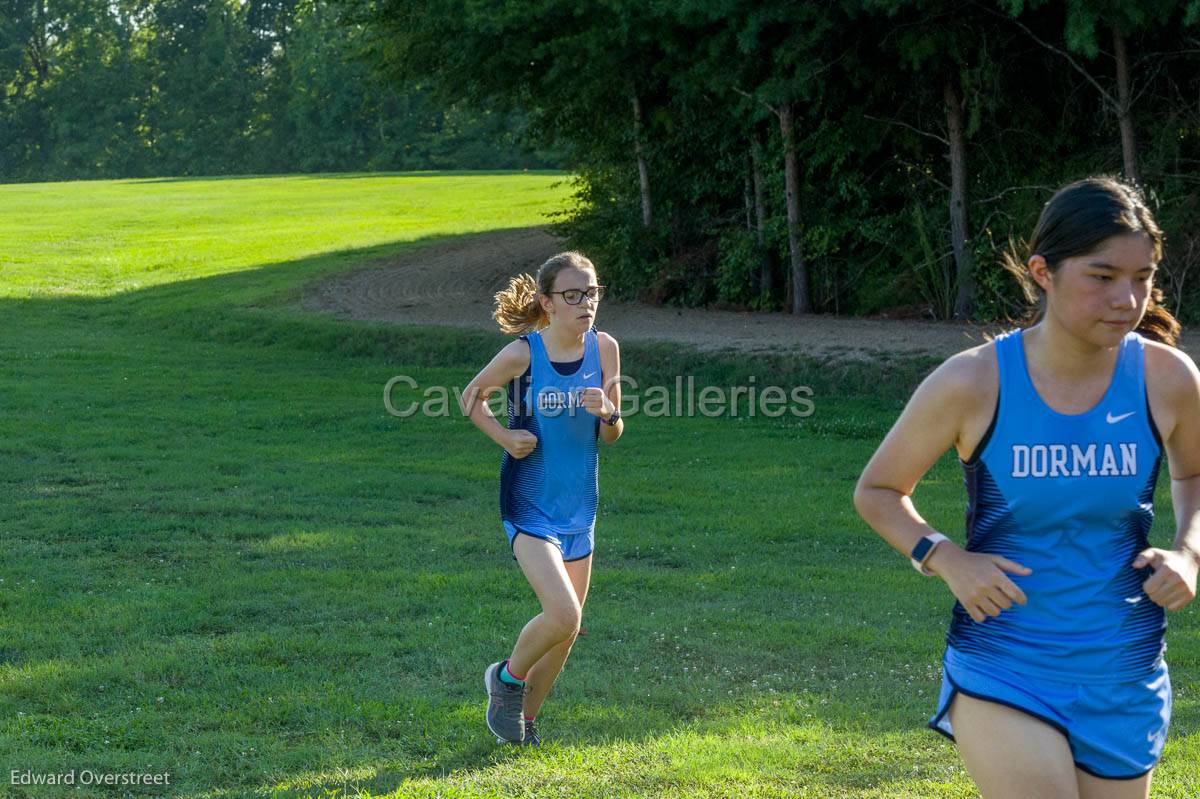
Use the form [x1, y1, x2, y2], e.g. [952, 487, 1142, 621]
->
[0, 174, 1195, 799]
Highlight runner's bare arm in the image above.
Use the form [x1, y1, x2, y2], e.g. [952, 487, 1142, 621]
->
[595, 332, 622, 444]
[463, 340, 533, 455]
[854, 352, 980, 557]
[1137, 344, 1200, 611]
[854, 348, 1031, 623]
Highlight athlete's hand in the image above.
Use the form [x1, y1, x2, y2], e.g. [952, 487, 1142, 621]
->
[927, 542, 1033, 623]
[582, 387, 614, 418]
[504, 429, 538, 459]
[1134, 547, 1199, 612]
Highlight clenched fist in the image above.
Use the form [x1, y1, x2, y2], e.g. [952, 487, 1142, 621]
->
[1134, 547, 1199, 612]
[582, 386, 614, 419]
[504, 429, 538, 459]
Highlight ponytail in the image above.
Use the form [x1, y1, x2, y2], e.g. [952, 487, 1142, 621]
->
[493, 273, 546, 334]
[1137, 288, 1182, 347]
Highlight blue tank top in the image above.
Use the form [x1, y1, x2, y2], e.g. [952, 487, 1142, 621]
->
[500, 329, 601, 538]
[947, 329, 1165, 681]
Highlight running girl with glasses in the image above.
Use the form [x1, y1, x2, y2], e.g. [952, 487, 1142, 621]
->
[463, 251, 623, 745]
[855, 177, 1199, 798]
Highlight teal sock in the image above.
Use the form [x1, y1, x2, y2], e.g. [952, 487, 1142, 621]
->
[499, 660, 525, 686]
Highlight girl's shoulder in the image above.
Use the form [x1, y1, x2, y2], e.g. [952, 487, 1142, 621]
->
[914, 343, 1000, 459]
[1143, 338, 1200, 466]
[1143, 338, 1199, 391]
[596, 330, 619, 352]
[495, 336, 533, 372]
[1144, 339, 1200, 431]
[923, 341, 999, 401]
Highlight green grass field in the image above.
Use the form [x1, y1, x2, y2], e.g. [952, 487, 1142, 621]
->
[0, 173, 1195, 798]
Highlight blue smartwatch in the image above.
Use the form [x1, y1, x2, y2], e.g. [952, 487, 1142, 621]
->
[909, 533, 950, 575]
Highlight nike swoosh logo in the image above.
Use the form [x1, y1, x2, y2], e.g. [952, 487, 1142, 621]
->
[1124, 596, 1142, 604]
[1107, 411, 1135, 424]
[582, 372, 596, 379]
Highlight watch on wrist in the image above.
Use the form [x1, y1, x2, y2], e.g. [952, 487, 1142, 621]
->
[910, 533, 950, 576]
[602, 409, 621, 426]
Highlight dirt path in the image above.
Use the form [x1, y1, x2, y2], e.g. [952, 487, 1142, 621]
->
[300, 226, 1193, 361]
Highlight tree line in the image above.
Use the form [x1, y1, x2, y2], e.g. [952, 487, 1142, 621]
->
[0, 0, 558, 182]
[354, 0, 1200, 323]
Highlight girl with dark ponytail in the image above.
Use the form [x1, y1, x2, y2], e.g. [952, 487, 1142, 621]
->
[856, 177, 1199, 797]
[1002, 176, 1182, 347]
[463, 252, 624, 746]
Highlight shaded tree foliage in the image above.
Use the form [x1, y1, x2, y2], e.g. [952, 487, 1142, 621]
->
[355, 0, 1200, 321]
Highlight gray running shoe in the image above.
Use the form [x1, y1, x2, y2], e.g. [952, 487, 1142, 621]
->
[521, 718, 541, 747]
[484, 662, 525, 743]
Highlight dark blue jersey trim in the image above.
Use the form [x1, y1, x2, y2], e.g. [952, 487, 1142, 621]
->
[551, 356, 584, 376]
[1145, 391, 1163, 449]
[962, 386, 1000, 466]
[510, 336, 531, 421]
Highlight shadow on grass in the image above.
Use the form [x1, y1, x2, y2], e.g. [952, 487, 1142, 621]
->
[119, 169, 568, 186]
[291, 169, 569, 180]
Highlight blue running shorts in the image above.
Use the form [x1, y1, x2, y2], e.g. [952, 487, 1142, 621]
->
[929, 646, 1172, 779]
[504, 521, 593, 562]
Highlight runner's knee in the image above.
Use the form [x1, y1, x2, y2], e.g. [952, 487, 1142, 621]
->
[544, 603, 582, 641]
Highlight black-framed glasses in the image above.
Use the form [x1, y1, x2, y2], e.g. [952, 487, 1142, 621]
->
[548, 286, 606, 305]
